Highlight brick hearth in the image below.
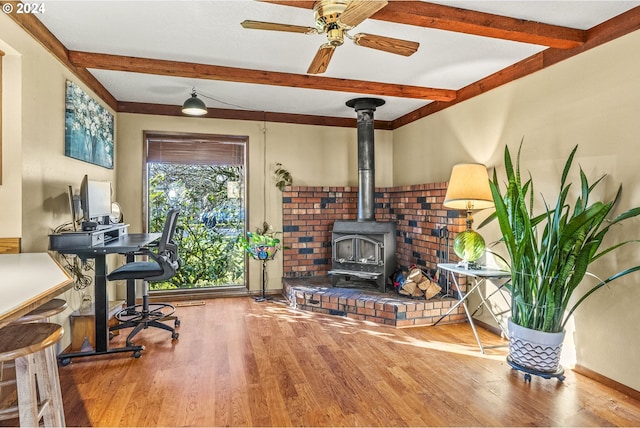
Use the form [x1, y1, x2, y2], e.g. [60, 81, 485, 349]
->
[283, 277, 467, 327]
[280, 182, 470, 327]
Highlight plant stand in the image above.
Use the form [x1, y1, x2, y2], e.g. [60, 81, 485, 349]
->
[507, 356, 565, 382]
[245, 242, 277, 303]
[254, 259, 272, 303]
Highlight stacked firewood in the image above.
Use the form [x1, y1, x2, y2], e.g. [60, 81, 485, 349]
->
[398, 267, 442, 299]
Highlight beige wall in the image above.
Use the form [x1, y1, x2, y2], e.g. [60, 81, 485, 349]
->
[117, 114, 392, 292]
[394, 29, 640, 390]
[0, 13, 117, 249]
[0, 12, 118, 349]
[0, 32, 22, 238]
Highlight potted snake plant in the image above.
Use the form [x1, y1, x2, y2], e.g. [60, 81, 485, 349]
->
[481, 142, 640, 373]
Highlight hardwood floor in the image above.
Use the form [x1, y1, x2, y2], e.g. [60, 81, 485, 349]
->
[7, 296, 640, 427]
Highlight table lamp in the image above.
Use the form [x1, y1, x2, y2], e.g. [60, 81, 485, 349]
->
[443, 163, 494, 267]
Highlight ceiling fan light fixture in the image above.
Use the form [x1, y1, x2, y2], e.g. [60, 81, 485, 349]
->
[182, 88, 207, 116]
[314, 0, 348, 30]
[326, 27, 344, 46]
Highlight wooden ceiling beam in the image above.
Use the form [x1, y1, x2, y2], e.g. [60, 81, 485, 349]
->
[68, 51, 457, 102]
[118, 101, 394, 129]
[262, 1, 586, 49]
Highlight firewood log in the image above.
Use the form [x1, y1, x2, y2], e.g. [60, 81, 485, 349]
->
[421, 279, 442, 299]
[401, 281, 417, 295]
[412, 287, 424, 297]
[406, 268, 424, 284]
[417, 280, 430, 290]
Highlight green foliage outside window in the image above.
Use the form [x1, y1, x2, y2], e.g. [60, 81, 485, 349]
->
[148, 163, 245, 290]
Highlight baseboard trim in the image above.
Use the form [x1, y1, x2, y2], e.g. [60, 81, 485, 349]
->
[149, 286, 251, 301]
[573, 364, 640, 402]
[473, 317, 505, 338]
[146, 287, 285, 304]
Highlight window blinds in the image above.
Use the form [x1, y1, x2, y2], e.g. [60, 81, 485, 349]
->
[145, 133, 246, 166]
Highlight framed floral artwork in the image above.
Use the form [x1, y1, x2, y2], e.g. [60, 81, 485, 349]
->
[64, 80, 114, 169]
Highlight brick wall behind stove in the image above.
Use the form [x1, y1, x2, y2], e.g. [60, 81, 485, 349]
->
[281, 183, 466, 278]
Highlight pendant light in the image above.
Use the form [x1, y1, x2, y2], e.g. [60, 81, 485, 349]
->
[181, 88, 207, 116]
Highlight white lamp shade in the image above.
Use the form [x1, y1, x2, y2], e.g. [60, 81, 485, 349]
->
[444, 163, 494, 210]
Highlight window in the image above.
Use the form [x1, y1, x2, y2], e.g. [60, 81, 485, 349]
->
[144, 132, 248, 292]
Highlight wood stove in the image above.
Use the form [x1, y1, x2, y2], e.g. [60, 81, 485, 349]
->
[329, 220, 396, 292]
[328, 97, 397, 292]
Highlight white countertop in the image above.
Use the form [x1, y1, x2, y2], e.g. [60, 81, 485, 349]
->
[0, 252, 74, 328]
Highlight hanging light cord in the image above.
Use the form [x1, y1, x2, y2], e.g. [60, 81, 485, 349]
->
[263, 113, 268, 220]
[196, 91, 256, 111]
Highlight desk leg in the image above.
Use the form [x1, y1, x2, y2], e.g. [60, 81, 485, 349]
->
[94, 255, 109, 352]
[58, 255, 144, 365]
[460, 292, 484, 354]
[126, 253, 136, 308]
[433, 272, 485, 353]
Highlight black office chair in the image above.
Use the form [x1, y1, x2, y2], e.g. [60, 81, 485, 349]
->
[108, 208, 181, 347]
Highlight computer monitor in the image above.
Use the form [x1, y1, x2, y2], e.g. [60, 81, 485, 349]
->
[67, 185, 79, 231]
[80, 174, 112, 226]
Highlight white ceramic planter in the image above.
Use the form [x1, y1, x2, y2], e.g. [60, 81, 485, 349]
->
[508, 318, 565, 373]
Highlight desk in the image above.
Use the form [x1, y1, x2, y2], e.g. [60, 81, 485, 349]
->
[0, 253, 74, 329]
[435, 263, 511, 353]
[50, 229, 161, 362]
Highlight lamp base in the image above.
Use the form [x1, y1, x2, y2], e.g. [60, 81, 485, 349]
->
[453, 229, 486, 264]
[455, 260, 482, 270]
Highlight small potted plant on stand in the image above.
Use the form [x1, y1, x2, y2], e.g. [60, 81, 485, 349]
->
[482, 142, 640, 381]
[241, 222, 282, 302]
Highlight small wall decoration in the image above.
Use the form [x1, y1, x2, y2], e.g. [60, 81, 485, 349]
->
[64, 80, 114, 169]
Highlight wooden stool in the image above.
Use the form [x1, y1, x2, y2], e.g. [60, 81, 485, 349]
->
[0, 323, 66, 427]
[16, 299, 67, 323]
[1, 299, 68, 423]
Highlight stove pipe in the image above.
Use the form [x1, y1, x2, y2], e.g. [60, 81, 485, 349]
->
[346, 97, 385, 222]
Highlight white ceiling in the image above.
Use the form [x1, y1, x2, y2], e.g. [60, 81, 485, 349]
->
[35, 1, 640, 121]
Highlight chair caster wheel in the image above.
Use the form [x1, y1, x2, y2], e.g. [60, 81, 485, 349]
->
[172, 332, 179, 341]
[524, 373, 532, 382]
[175, 319, 181, 327]
[60, 358, 71, 366]
[133, 350, 142, 358]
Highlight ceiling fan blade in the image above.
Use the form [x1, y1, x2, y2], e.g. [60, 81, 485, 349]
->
[307, 44, 336, 74]
[352, 33, 419, 56]
[338, 1, 388, 29]
[241, 20, 317, 34]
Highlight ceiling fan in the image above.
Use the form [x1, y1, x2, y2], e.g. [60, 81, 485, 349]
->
[241, 0, 420, 74]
